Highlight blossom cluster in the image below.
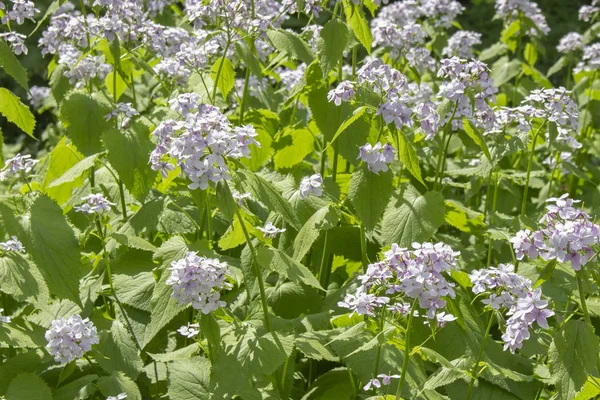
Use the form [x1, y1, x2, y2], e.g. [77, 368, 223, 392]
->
[338, 242, 460, 325]
[299, 173, 323, 200]
[359, 142, 396, 173]
[178, 322, 200, 338]
[510, 195, 600, 271]
[575, 43, 600, 74]
[257, 222, 286, 239]
[75, 194, 115, 215]
[150, 97, 259, 189]
[105, 103, 139, 129]
[45, 314, 99, 364]
[442, 30, 482, 59]
[166, 252, 231, 314]
[376, 0, 465, 29]
[469, 264, 554, 352]
[0, 153, 38, 181]
[494, 0, 550, 37]
[0, 236, 25, 253]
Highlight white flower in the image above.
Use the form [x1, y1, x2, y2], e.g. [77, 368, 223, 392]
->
[0, 153, 38, 181]
[75, 194, 115, 214]
[299, 173, 323, 199]
[105, 103, 139, 129]
[232, 190, 251, 206]
[178, 323, 200, 338]
[45, 314, 99, 364]
[0, 308, 10, 324]
[106, 394, 127, 400]
[327, 81, 355, 106]
[257, 222, 286, 239]
[0, 236, 25, 253]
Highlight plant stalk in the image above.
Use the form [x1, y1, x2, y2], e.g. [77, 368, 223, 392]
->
[466, 312, 495, 400]
[395, 299, 418, 399]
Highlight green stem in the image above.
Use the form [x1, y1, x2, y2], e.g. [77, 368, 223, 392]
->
[118, 180, 127, 220]
[466, 312, 495, 400]
[359, 223, 368, 273]
[240, 67, 251, 124]
[576, 269, 592, 326]
[486, 169, 499, 266]
[206, 193, 213, 245]
[318, 231, 330, 290]
[521, 120, 546, 216]
[211, 34, 232, 103]
[395, 299, 418, 400]
[435, 102, 458, 190]
[235, 208, 271, 332]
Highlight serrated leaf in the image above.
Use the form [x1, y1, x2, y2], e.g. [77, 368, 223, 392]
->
[549, 320, 599, 400]
[0, 41, 29, 91]
[210, 57, 235, 98]
[0, 88, 35, 138]
[5, 372, 52, 400]
[490, 56, 522, 87]
[168, 357, 212, 400]
[296, 335, 339, 361]
[240, 109, 277, 170]
[30, 0, 66, 36]
[97, 372, 141, 400]
[462, 118, 491, 161]
[103, 125, 157, 201]
[235, 41, 262, 77]
[343, 0, 372, 53]
[96, 321, 144, 380]
[293, 205, 339, 261]
[257, 247, 323, 290]
[348, 166, 393, 231]
[267, 29, 314, 65]
[48, 153, 98, 188]
[396, 130, 425, 186]
[444, 200, 485, 234]
[273, 128, 315, 169]
[54, 375, 98, 400]
[0, 252, 48, 303]
[547, 56, 568, 77]
[60, 92, 112, 155]
[327, 106, 367, 150]
[317, 19, 348, 78]
[381, 188, 445, 246]
[19, 195, 84, 306]
[110, 232, 156, 252]
[42, 138, 85, 205]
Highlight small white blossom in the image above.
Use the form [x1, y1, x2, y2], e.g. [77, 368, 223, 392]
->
[299, 173, 323, 199]
[105, 103, 139, 129]
[327, 81, 355, 106]
[106, 394, 127, 400]
[75, 194, 115, 214]
[232, 190, 251, 206]
[178, 323, 200, 338]
[45, 314, 99, 364]
[0, 153, 38, 181]
[0, 308, 10, 324]
[257, 222, 286, 239]
[0, 236, 25, 253]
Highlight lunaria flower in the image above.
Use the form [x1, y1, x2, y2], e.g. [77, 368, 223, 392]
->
[0, 236, 25, 253]
[106, 394, 127, 400]
[166, 252, 231, 314]
[75, 194, 115, 214]
[0, 32, 28, 55]
[327, 81, 355, 106]
[149, 100, 260, 190]
[299, 173, 323, 199]
[0, 308, 10, 324]
[105, 103, 139, 129]
[1, 0, 39, 25]
[556, 32, 583, 54]
[0, 153, 38, 181]
[359, 142, 395, 173]
[232, 190, 251, 206]
[257, 222, 286, 239]
[339, 242, 459, 323]
[469, 264, 554, 353]
[510, 194, 600, 271]
[45, 314, 99, 364]
[442, 30, 482, 58]
[28, 86, 51, 109]
[178, 323, 200, 338]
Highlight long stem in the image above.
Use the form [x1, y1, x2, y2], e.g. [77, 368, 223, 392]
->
[318, 231, 330, 290]
[521, 120, 546, 216]
[576, 269, 592, 326]
[206, 193, 213, 245]
[211, 34, 232, 103]
[359, 223, 368, 273]
[466, 312, 495, 400]
[118, 180, 127, 220]
[435, 102, 458, 189]
[235, 208, 271, 332]
[486, 169, 499, 266]
[395, 299, 418, 400]
[95, 218, 114, 293]
[240, 67, 251, 124]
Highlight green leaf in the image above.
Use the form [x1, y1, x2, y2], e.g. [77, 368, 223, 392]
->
[317, 19, 349, 78]
[396, 130, 426, 187]
[210, 57, 235, 98]
[42, 138, 85, 205]
[348, 166, 393, 231]
[5, 373, 52, 400]
[0, 88, 36, 138]
[479, 43, 508, 62]
[240, 109, 277, 170]
[381, 188, 445, 246]
[60, 92, 112, 155]
[549, 320, 599, 400]
[343, 0, 372, 53]
[462, 118, 491, 161]
[54, 375, 98, 400]
[293, 205, 339, 261]
[200, 313, 221, 352]
[257, 247, 323, 290]
[48, 153, 98, 188]
[0, 41, 29, 91]
[142, 236, 190, 348]
[267, 29, 315, 65]
[574, 377, 600, 400]
[235, 41, 262, 77]
[19, 195, 85, 306]
[96, 321, 144, 380]
[103, 125, 157, 201]
[423, 364, 466, 391]
[490, 56, 522, 87]
[444, 200, 485, 234]
[0, 252, 48, 303]
[326, 106, 367, 150]
[296, 335, 339, 361]
[524, 43, 538, 66]
[168, 357, 212, 400]
[110, 232, 157, 252]
[218, 215, 247, 251]
[97, 372, 141, 400]
[236, 170, 302, 230]
[273, 128, 315, 170]
[547, 56, 568, 77]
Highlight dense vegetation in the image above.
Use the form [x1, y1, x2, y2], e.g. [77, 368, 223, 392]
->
[1, 0, 600, 399]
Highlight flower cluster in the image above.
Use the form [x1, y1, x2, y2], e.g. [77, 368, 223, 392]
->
[1, 0, 39, 25]
[437, 57, 498, 131]
[257, 222, 286, 239]
[0, 32, 28, 55]
[442, 30, 482, 59]
[0, 308, 10, 324]
[45, 314, 99, 364]
[75, 194, 115, 215]
[575, 43, 600, 74]
[0, 153, 38, 181]
[166, 252, 231, 314]
[359, 142, 396, 174]
[0, 236, 25, 253]
[105, 103, 139, 129]
[510, 195, 600, 271]
[556, 32, 583, 54]
[494, 0, 550, 37]
[579, 2, 599, 22]
[299, 173, 323, 200]
[327, 81, 355, 106]
[469, 264, 554, 352]
[149, 97, 260, 189]
[29, 86, 51, 109]
[364, 374, 400, 391]
[339, 242, 460, 325]
[376, 0, 464, 29]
